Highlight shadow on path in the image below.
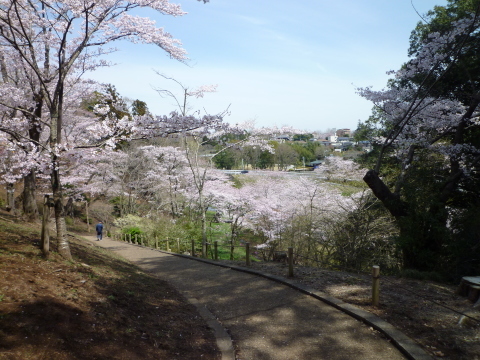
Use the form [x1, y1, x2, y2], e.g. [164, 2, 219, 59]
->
[86, 237, 416, 360]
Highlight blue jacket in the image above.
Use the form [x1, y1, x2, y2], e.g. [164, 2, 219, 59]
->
[96, 223, 103, 232]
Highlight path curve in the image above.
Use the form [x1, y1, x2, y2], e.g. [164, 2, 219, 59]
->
[82, 236, 431, 360]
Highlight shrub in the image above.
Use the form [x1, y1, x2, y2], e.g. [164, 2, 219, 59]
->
[122, 226, 142, 237]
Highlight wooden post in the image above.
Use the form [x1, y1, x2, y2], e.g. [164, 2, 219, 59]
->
[141, 234, 144, 246]
[85, 201, 90, 233]
[128, 233, 132, 244]
[155, 236, 158, 249]
[214, 241, 218, 260]
[288, 247, 294, 277]
[177, 238, 180, 253]
[372, 265, 380, 307]
[40, 194, 50, 258]
[246, 242, 251, 266]
[166, 238, 170, 252]
[135, 234, 138, 245]
[191, 239, 195, 257]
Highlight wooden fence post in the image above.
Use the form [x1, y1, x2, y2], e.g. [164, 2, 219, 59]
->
[166, 238, 170, 252]
[40, 194, 50, 258]
[214, 241, 218, 260]
[135, 234, 138, 245]
[191, 239, 195, 257]
[155, 237, 158, 249]
[129, 233, 132, 244]
[372, 265, 380, 307]
[246, 242, 250, 266]
[141, 234, 144, 246]
[288, 247, 294, 277]
[85, 201, 90, 233]
[177, 238, 180, 253]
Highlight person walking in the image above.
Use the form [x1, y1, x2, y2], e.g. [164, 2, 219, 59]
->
[96, 221, 104, 241]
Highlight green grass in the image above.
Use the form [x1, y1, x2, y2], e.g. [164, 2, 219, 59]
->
[210, 243, 246, 260]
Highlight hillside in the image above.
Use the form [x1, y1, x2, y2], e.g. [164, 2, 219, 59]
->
[0, 213, 220, 360]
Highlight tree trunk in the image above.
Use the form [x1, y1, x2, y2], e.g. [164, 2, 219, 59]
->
[6, 183, 16, 214]
[201, 203, 207, 258]
[23, 171, 39, 221]
[364, 169, 451, 271]
[41, 194, 51, 258]
[51, 156, 72, 261]
[363, 170, 408, 217]
[65, 197, 74, 218]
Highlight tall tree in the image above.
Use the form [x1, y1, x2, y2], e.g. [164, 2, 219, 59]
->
[358, 1, 480, 273]
[0, 0, 207, 259]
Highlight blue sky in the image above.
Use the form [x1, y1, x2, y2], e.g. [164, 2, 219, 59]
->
[88, 0, 448, 132]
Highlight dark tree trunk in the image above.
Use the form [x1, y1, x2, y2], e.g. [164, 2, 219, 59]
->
[363, 170, 408, 218]
[23, 170, 39, 221]
[65, 197, 74, 218]
[364, 170, 450, 271]
[22, 92, 43, 221]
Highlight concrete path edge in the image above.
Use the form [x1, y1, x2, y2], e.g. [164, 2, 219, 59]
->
[186, 297, 236, 360]
[131, 244, 433, 360]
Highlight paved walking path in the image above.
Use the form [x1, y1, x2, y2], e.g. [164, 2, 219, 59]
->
[83, 236, 428, 360]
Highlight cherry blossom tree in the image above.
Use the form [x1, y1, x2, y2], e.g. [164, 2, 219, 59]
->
[314, 156, 366, 181]
[0, 47, 47, 219]
[0, 0, 208, 259]
[234, 174, 355, 257]
[357, 2, 480, 271]
[203, 176, 254, 258]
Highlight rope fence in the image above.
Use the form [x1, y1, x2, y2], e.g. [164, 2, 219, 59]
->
[112, 234, 480, 324]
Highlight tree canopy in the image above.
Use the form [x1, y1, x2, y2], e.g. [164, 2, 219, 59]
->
[357, 0, 480, 276]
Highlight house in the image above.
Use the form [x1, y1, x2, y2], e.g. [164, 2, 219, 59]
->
[336, 128, 351, 137]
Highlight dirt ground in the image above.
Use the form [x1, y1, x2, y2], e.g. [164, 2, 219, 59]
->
[0, 216, 220, 360]
[226, 261, 480, 360]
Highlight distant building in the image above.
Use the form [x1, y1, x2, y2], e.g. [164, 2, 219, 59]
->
[336, 129, 351, 137]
